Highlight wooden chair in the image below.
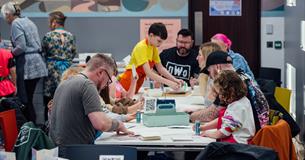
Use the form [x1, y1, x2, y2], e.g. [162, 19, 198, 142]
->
[251, 120, 297, 160]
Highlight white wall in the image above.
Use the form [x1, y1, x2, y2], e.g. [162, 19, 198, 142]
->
[261, 17, 285, 86]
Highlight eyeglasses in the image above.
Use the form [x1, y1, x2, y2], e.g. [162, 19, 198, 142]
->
[176, 39, 192, 45]
[102, 69, 112, 86]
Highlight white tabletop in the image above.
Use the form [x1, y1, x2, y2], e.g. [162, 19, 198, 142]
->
[95, 88, 213, 151]
[95, 123, 215, 147]
[140, 88, 206, 112]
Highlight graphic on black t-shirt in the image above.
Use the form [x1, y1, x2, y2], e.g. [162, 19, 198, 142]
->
[166, 62, 191, 80]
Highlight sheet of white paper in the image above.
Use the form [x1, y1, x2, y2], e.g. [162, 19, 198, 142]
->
[144, 97, 157, 113]
[123, 55, 131, 65]
[132, 64, 137, 78]
[0, 151, 16, 160]
[171, 136, 193, 141]
[100, 155, 124, 160]
[32, 147, 58, 160]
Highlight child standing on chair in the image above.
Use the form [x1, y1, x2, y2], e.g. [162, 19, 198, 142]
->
[196, 70, 256, 144]
[119, 22, 183, 93]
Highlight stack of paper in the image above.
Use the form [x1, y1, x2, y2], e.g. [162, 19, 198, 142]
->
[139, 132, 161, 141]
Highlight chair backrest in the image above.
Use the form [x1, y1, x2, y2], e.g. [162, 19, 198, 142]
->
[59, 145, 137, 160]
[274, 87, 291, 113]
[258, 67, 281, 86]
[0, 109, 18, 151]
[251, 119, 297, 160]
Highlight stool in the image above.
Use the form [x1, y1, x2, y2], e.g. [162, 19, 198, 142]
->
[0, 109, 18, 151]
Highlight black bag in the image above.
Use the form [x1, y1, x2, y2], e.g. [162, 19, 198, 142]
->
[257, 79, 300, 137]
[195, 142, 279, 160]
[0, 97, 28, 130]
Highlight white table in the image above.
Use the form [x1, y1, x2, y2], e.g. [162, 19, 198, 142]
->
[142, 88, 206, 113]
[95, 123, 215, 151]
[95, 88, 212, 151]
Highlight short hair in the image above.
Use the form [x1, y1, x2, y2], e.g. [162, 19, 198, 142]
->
[213, 70, 247, 104]
[211, 33, 232, 49]
[1, 2, 21, 18]
[49, 11, 66, 26]
[177, 29, 193, 40]
[86, 53, 116, 72]
[148, 22, 168, 40]
[110, 57, 118, 76]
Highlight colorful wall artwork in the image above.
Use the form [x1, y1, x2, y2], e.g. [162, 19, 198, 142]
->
[0, 0, 121, 13]
[209, 0, 242, 16]
[261, 0, 284, 17]
[0, 0, 188, 17]
[261, 0, 284, 11]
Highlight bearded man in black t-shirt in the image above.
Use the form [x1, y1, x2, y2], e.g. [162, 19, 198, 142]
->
[160, 29, 200, 85]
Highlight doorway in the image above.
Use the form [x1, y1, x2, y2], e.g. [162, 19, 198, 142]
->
[189, 0, 261, 76]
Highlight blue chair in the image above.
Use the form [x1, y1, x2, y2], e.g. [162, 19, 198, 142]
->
[59, 145, 137, 160]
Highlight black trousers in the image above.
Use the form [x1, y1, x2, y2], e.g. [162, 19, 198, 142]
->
[24, 78, 40, 123]
[44, 96, 52, 121]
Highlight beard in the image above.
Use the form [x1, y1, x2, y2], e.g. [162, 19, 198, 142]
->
[177, 47, 189, 56]
[97, 81, 106, 93]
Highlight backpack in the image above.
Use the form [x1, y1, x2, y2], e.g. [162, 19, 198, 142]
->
[238, 71, 270, 132]
[14, 122, 55, 160]
[195, 142, 278, 160]
[257, 79, 300, 137]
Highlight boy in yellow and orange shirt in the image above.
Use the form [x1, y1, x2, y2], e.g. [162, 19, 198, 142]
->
[119, 22, 183, 93]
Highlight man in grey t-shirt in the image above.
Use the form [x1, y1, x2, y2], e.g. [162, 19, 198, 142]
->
[49, 54, 133, 146]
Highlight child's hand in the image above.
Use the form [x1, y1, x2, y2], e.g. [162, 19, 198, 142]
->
[168, 81, 180, 90]
[154, 81, 161, 88]
[192, 123, 207, 132]
[211, 86, 218, 97]
[200, 131, 207, 137]
[138, 96, 145, 103]
[135, 100, 144, 110]
[192, 124, 196, 131]
[126, 113, 136, 121]
[47, 99, 54, 112]
[189, 77, 198, 89]
[175, 79, 184, 86]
